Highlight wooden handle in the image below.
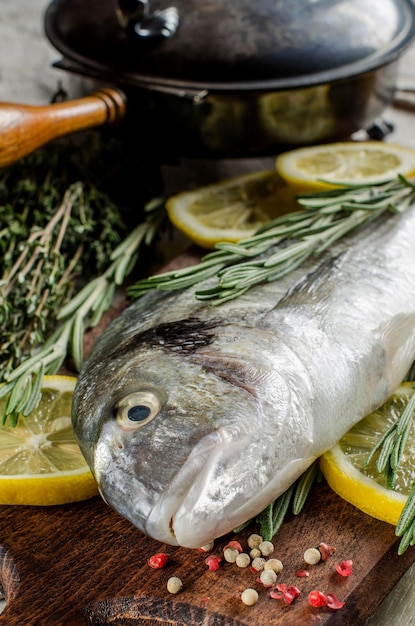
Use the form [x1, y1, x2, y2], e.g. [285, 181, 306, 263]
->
[0, 87, 126, 168]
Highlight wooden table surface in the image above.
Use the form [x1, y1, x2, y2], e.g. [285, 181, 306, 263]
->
[2, 2, 415, 624]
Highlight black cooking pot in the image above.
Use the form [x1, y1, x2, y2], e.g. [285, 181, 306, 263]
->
[1, 0, 415, 164]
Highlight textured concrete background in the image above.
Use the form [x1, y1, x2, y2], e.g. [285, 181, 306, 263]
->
[2, 2, 415, 623]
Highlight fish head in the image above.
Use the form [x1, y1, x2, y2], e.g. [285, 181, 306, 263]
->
[72, 319, 313, 549]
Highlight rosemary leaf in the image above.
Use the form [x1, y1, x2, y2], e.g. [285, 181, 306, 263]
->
[257, 485, 294, 541]
[396, 482, 415, 537]
[23, 364, 45, 416]
[292, 460, 321, 515]
[129, 176, 415, 305]
[70, 314, 85, 373]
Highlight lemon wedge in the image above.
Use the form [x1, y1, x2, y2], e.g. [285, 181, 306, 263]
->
[0, 375, 98, 505]
[320, 383, 415, 525]
[276, 142, 415, 191]
[166, 170, 300, 249]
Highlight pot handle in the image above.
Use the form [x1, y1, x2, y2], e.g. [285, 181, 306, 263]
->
[0, 87, 126, 168]
[116, 0, 179, 39]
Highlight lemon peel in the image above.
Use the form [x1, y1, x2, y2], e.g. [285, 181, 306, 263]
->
[166, 170, 299, 249]
[276, 142, 415, 191]
[320, 383, 415, 525]
[0, 375, 98, 505]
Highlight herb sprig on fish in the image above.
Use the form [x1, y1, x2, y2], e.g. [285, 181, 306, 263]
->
[129, 176, 415, 304]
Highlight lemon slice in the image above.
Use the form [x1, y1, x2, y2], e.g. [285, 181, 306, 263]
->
[0, 375, 98, 505]
[276, 142, 415, 191]
[166, 170, 300, 249]
[320, 383, 415, 525]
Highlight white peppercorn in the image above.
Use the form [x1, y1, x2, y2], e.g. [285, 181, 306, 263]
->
[258, 541, 274, 557]
[249, 548, 261, 559]
[235, 553, 251, 568]
[264, 558, 284, 574]
[167, 576, 183, 594]
[260, 569, 277, 587]
[247, 534, 263, 549]
[304, 547, 322, 565]
[251, 557, 266, 572]
[223, 547, 239, 563]
[241, 588, 259, 606]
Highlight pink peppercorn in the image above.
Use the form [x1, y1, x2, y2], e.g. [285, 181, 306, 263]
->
[205, 555, 222, 571]
[147, 552, 169, 569]
[223, 540, 243, 553]
[308, 590, 328, 608]
[319, 542, 336, 561]
[335, 559, 353, 577]
[327, 593, 346, 610]
[282, 586, 301, 605]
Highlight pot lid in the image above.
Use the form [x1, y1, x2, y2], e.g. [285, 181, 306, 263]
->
[45, 0, 415, 91]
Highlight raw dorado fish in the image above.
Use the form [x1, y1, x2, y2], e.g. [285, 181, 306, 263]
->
[72, 206, 415, 548]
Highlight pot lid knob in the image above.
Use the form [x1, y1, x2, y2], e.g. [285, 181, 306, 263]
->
[116, 0, 179, 39]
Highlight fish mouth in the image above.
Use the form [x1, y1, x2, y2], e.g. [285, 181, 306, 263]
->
[144, 425, 252, 548]
[144, 426, 316, 548]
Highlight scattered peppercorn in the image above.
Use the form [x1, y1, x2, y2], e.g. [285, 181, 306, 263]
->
[249, 548, 262, 560]
[205, 555, 222, 571]
[304, 547, 321, 565]
[326, 593, 346, 610]
[251, 557, 266, 572]
[147, 552, 169, 569]
[235, 553, 251, 568]
[270, 584, 301, 605]
[295, 569, 310, 577]
[258, 541, 274, 556]
[281, 585, 301, 605]
[318, 542, 336, 561]
[259, 569, 277, 587]
[335, 559, 353, 577]
[308, 590, 328, 608]
[167, 576, 183, 594]
[223, 547, 239, 563]
[264, 558, 283, 574]
[198, 541, 215, 552]
[247, 534, 263, 549]
[224, 540, 243, 553]
[241, 588, 259, 606]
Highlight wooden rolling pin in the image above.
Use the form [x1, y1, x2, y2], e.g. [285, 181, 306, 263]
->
[0, 87, 126, 168]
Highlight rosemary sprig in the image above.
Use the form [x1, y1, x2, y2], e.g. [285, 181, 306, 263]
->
[0, 200, 164, 426]
[128, 176, 415, 304]
[364, 386, 415, 489]
[363, 370, 415, 555]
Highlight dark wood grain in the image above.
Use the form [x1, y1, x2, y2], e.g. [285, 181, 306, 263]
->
[1, 249, 414, 624]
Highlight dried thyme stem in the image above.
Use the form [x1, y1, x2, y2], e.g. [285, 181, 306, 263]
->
[0, 201, 164, 426]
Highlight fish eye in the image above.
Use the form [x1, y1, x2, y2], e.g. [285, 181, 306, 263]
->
[114, 391, 161, 430]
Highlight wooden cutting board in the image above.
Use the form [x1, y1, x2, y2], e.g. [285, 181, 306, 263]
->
[0, 249, 414, 625]
[0, 484, 414, 625]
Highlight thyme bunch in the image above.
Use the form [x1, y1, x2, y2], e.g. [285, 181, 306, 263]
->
[0, 200, 164, 425]
[129, 176, 415, 304]
[0, 141, 165, 424]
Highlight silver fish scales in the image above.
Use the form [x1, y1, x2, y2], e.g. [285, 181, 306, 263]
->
[72, 205, 415, 548]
